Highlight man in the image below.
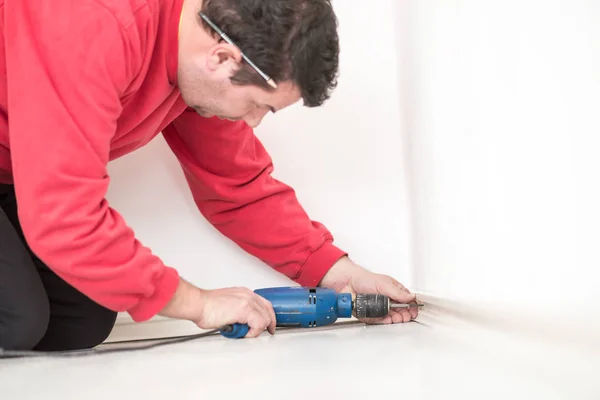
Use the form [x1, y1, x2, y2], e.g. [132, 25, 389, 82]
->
[0, 0, 418, 351]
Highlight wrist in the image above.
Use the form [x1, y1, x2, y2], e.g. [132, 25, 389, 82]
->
[127, 266, 180, 322]
[318, 256, 360, 292]
[158, 278, 205, 323]
[294, 242, 347, 287]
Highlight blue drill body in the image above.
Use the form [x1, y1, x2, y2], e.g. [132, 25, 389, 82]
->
[220, 286, 353, 339]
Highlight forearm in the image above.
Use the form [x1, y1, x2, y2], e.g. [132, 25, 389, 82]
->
[162, 115, 347, 286]
[158, 278, 205, 322]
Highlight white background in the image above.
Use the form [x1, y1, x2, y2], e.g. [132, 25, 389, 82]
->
[394, 0, 600, 316]
[106, 0, 599, 330]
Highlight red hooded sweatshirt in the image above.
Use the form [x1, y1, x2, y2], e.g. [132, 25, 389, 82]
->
[0, 0, 346, 321]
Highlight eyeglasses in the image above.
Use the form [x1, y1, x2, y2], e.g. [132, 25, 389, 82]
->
[199, 12, 277, 89]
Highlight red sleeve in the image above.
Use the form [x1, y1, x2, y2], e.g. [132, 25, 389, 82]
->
[162, 109, 347, 286]
[4, 0, 179, 321]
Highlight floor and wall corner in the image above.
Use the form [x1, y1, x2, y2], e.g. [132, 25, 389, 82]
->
[2, 1, 599, 399]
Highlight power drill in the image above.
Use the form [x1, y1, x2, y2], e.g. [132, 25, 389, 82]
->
[219, 286, 422, 338]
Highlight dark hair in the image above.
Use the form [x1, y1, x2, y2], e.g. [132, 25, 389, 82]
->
[199, 0, 340, 107]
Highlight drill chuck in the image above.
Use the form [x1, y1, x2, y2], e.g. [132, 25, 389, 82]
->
[353, 294, 390, 319]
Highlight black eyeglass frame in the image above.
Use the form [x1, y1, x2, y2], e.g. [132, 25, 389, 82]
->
[199, 12, 277, 89]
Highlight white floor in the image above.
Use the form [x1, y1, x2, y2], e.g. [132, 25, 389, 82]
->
[1, 298, 598, 400]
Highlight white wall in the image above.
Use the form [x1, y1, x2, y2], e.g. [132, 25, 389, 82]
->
[394, 0, 600, 315]
[106, 0, 414, 327]
[105, 0, 600, 338]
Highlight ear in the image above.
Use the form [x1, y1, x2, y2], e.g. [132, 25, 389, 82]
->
[205, 42, 243, 76]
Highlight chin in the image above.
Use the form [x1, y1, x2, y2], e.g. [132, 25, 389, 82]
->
[218, 116, 242, 122]
[191, 106, 213, 118]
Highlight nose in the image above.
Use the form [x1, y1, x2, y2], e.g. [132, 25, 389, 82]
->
[244, 108, 269, 128]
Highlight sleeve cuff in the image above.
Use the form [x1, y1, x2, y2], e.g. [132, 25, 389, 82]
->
[127, 266, 180, 322]
[295, 241, 348, 287]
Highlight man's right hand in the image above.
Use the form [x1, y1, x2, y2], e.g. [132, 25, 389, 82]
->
[158, 278, 276, 338]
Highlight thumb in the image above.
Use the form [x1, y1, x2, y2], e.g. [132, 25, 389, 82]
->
[379, 277, 416, 304]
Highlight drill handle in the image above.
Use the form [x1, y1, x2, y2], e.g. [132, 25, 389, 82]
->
[219, 323, 250, 339]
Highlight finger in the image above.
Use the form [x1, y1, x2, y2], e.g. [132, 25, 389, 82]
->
[245, 309, 268, 338]
[393, 280, 408, 292]
[361, 315, 392, 325]
[399, 309, 412, 323]
[390, 310, 403, 324]
[388, 309, 412, 323]
[392, 285, 416, 303]
[258, 296, 277, 334]
[408, 304, 419, 319]
[246, 326, 263, 338]
[378, 277, 416, 304]
[252, 301, 272, 336]
[242, 298, 270, 338]
[238, 291, 271, 336]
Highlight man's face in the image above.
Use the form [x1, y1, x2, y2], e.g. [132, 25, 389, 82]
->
[175, 5, 303, 128]
[177, 40, 301, 128]
[188, 78, 300, 128]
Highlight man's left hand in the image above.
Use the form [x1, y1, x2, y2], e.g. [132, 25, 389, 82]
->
[318, 256, 418, 324]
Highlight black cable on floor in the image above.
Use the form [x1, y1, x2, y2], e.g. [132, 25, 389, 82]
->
[0, 320, 366, 359]
[0, 329, 220, 359]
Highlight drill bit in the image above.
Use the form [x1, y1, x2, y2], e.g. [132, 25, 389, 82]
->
[390, 302, 424, 309]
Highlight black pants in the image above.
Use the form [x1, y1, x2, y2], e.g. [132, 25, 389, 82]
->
[0, 184, 117, 351]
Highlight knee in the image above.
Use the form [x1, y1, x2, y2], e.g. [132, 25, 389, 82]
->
[78, 309, 118, 349]
[35, 307, 117, 351]
[0, 300, 50, 350]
